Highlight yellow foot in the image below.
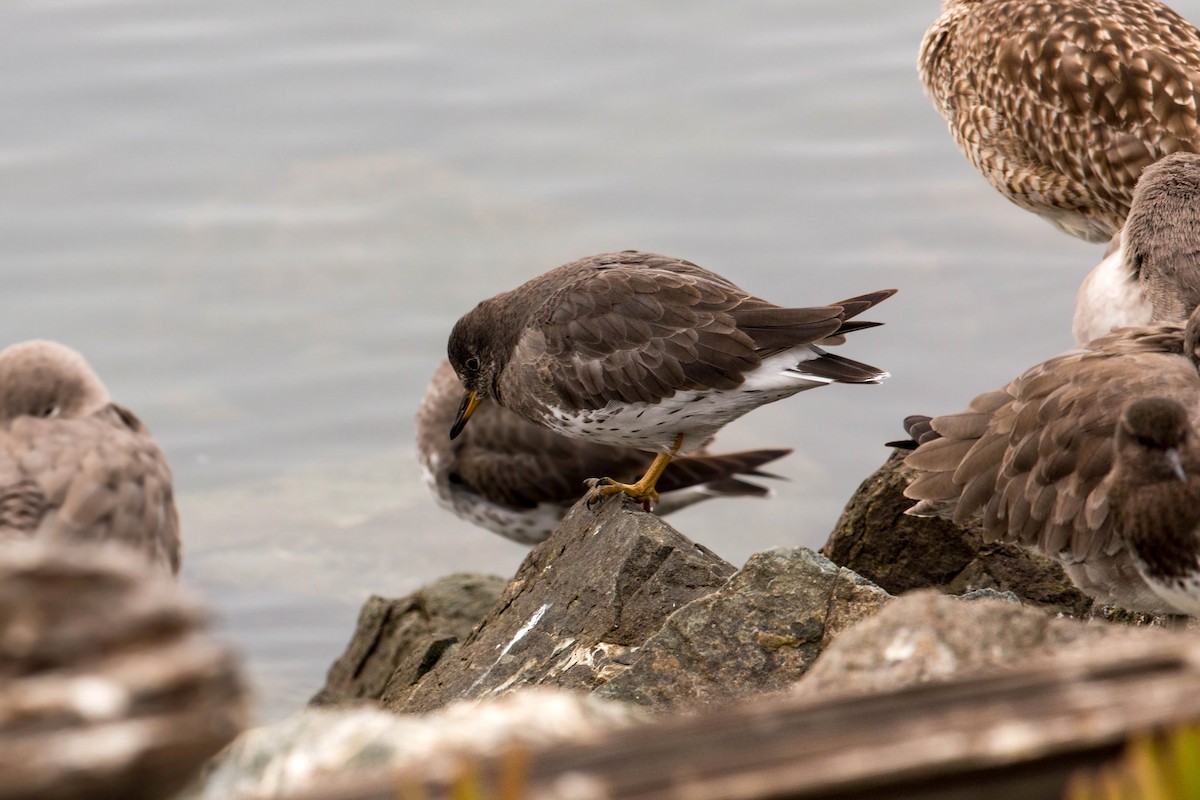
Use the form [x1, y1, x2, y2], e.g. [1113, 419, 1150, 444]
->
[584, 477, 660, 512]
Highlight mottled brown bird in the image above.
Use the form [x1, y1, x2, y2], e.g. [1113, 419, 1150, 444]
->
[447, 251, 893, 509]
[897, 306, 1200, 613]
[0, 340, 179, 573]
[1074, 152, 1200, 343]
[417, 359, 791, 543]
[920, 0, 1200, 242]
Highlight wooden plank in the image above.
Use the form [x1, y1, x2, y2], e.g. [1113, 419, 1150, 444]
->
[280, 637, 1200, 800]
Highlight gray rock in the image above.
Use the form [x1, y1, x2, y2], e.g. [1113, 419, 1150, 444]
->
[193, 689, 644, 799]
[391, 495, 735, 713]
[793, 589, 1173, 700]
[311, 573, 506, 707]
[596, 547, 891, 709]
[0, 542, 247, 800]
[824, 452, 1105, 617]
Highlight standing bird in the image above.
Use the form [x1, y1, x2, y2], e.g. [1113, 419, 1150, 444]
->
[0, 340, 179, 574]
[896, 306, 1200, 613]
[417, 359, 791, 544]
[446, 251, 893, 510]
[919, 0, 1200, 242]
[1074, 152, 1200, 344]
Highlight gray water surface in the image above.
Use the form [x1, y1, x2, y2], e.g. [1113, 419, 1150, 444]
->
[6, 0, 1183, 719]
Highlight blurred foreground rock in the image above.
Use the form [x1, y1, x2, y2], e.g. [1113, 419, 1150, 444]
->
[194, 688, 643, 799]
[214, 605, 1200, 800]
[598, 547, 891, 709]
[311, 573, 506, 708]
[0, 542, 247, 800]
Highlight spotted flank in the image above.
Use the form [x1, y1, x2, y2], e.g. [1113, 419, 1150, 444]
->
[540, 347, 887, 454]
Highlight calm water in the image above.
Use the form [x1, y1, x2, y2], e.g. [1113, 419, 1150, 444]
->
[7, 0, 1194, 720]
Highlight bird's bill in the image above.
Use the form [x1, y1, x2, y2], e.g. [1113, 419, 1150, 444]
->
[1165, 447, 1187, 482]
[449, 390, 481, 440]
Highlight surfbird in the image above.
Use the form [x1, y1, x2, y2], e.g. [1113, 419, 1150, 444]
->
[895, 305, 1200, 613]
[1109, 397, 1200, 615]
[0, 340, 179, 574]
[417, 359, 791, 543]
[446, 251, 893, 510]
[1074, 152, 1200, 344]
[919, 0, 1200, 242]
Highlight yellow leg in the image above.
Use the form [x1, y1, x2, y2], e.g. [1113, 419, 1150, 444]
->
[585, 436, 681, 512]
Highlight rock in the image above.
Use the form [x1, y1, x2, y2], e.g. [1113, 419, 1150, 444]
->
[193, 688, 644, 799]
[0, 542, 247, 800]
[391, 495, 736, 713]
[823, 452, 1099, 617]
[793, 589, 1173, 700]
[311, 573, 506, 707]
[596, 547, 891, 710]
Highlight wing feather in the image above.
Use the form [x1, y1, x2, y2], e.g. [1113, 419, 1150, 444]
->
[0, 406, 178, 573]
[503, 252, 889, 411]
[905, 319, 1200, 573]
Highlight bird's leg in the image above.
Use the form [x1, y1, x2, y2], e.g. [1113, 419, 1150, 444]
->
[585, 436, 682, 512]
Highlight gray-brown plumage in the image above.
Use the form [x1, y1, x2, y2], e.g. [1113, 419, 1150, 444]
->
[446, 251, 892, 509]
[1075, 152, 1200, 343]
[899, 306, 1200, 613]
[920, 0, 1200, 242]
[418, 359, 790, 544]
[1109, 397, 1200, 614]
[0, 340, 179, 573]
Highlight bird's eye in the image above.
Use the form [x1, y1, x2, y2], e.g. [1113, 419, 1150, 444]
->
[40, 405, 59, 418]
[466, 357, 481, 372]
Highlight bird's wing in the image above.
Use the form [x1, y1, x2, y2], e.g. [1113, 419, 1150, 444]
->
[449, 399, 652, 509]
[1, 407, 179, 573]
[506, 252, 851, 411]
[906, 323, 1199, 563]
[934, 0, 1200, 218]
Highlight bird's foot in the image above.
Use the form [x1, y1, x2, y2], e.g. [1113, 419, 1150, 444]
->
[584, 477, 660, 512]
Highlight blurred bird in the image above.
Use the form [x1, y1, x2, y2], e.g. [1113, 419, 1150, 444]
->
[0, 340, 179, 573]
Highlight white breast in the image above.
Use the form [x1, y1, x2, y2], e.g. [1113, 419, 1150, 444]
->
[539, 347, 834, 454]
[1073, 238, 1151, 345]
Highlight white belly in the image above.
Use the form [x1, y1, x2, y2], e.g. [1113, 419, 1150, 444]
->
[1073, 237, 1151, 345]
[538, 348, 834, 454]
[1134, 556, 1200, 616]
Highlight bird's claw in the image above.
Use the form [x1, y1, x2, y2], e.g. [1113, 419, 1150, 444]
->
[583, 477, 616, 509]
[583, 477, 658, 511]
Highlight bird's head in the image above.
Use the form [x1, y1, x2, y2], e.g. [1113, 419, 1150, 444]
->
[0, 340, 110, 424]
[446, 298, 519, 439]
[1116, 397, 1197, 484]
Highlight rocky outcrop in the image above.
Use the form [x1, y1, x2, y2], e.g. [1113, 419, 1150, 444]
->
[597, 547, 891, 709]
[210, 457, 1200, 800]
[311, 573, 506, 707]
[390, 496, 736, 713]
[195, 689, 644, 799]
[823, 452, 1103, 617]
[793, 589, 1172, 700]
[0, 542, 247, 800]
